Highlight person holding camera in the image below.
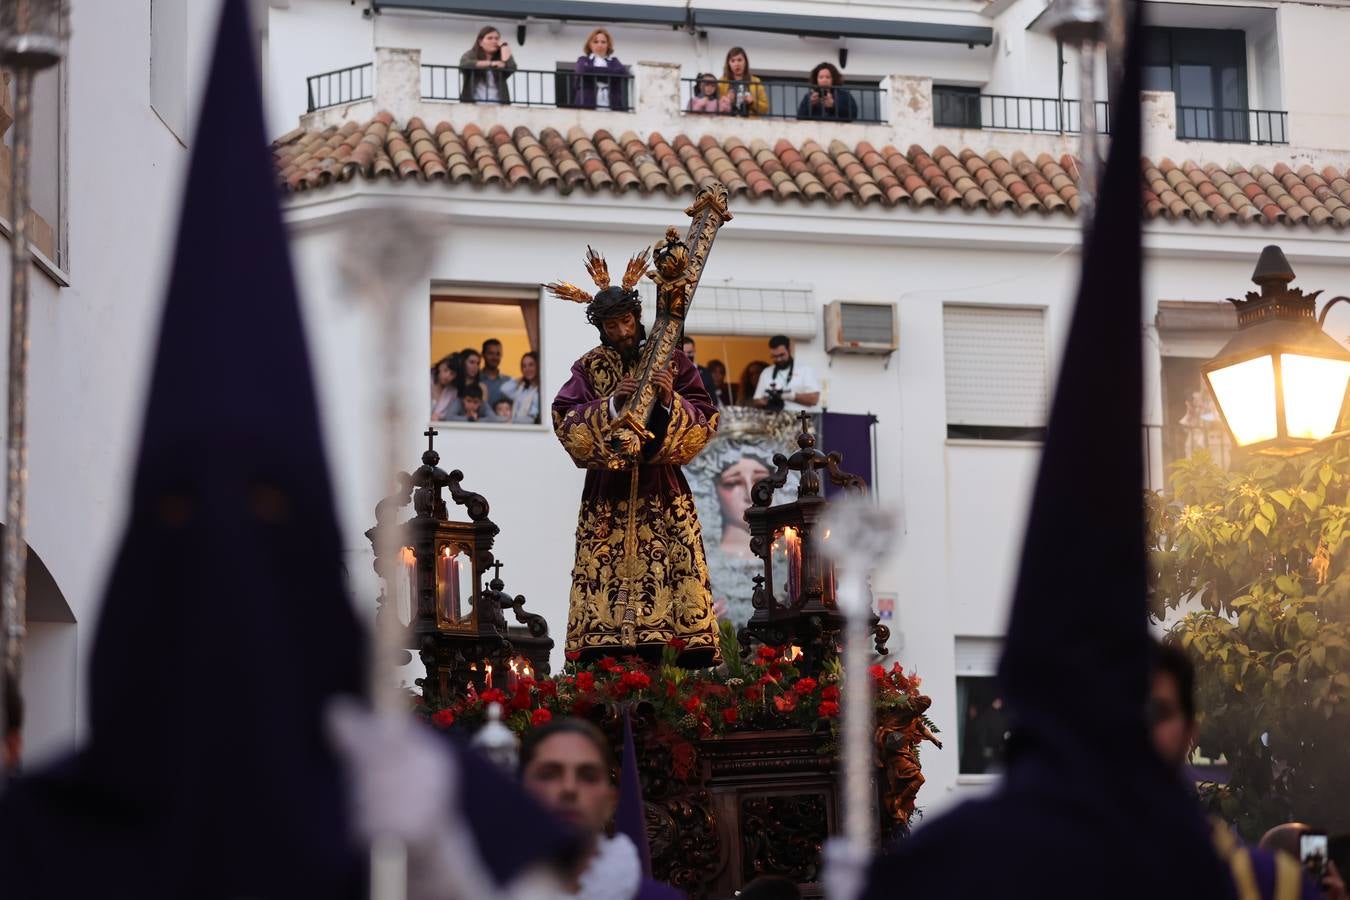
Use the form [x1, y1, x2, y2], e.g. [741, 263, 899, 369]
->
[752, 335, 820, 413]
[717, 47, 769, 118]
[797, 62, 858, 122]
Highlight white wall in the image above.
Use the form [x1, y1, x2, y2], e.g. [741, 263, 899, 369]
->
[1278, 2, 1350, 149]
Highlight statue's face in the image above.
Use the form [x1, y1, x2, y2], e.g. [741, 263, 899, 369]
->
[600, 312, 639, 351]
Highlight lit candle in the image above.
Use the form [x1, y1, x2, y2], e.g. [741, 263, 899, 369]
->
[484, 662, 493, 688]
[784, 527, 801, 602]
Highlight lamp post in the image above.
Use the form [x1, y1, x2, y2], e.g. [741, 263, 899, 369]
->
[1202, 245, 1350, 456]
[0, 0, 65, 760]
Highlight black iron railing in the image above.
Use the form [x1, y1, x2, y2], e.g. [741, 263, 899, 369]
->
[422, 65, 636, 110]
[306, 63, 373, 113]
[680, 78, 885, 123]
[933, 87, 1112, 134]
[1176, 106, 1288, 145]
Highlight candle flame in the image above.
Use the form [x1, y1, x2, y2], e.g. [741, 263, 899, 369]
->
[399, 546, 415, 565]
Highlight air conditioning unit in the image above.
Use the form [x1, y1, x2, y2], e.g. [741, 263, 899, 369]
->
[824, 300, 898, 355]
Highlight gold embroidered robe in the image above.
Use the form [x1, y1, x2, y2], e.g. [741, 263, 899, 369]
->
[552, 345, 721, 666]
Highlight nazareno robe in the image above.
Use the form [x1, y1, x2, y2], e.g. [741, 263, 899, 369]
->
[553, 344, 721, 667]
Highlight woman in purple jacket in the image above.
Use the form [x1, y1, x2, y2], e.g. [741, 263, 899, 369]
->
[573, 28, 630, 111]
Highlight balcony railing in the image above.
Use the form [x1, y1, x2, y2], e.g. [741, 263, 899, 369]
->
[680, 77, 886, 123]
[421, 65, 635, 110]
[1176, 106, 1288, 145]
[306, 63, 373, 113]
[933, 88, 1111, 134]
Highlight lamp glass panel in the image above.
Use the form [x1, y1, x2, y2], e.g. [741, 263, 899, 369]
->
[1207, 355, 1278, 446]
[396, 546, 415, 626]
[771, 526, 803, 604]
[1281, 353, 1350, 441]
[435, 543, 474, 627]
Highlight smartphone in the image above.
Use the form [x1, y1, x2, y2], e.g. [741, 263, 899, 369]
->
[1301, 831, 1329, 881]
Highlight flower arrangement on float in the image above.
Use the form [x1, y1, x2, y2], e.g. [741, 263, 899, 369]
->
[415, 622, 934, 784]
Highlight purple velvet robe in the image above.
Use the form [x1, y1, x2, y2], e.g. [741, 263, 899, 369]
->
[552, 345, 721, 666]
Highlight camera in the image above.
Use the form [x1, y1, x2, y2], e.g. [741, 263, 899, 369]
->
[764, 386, 786, 413]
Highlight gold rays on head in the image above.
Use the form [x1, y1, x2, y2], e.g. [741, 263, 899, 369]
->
[544, 245, 652, 305]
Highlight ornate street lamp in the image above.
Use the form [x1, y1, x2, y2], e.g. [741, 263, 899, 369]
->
[0, 0, 66, 751]
[1202, 245, 1350, 456]
[738, 413, 889, 676]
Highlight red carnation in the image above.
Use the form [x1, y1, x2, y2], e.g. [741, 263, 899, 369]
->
[531, 708, 553, 726]
[431, 708, 455, 728]
[818, 700, 840, 718]
[772, 693, 799, 713]
[536, 679, 558, 698]
[745, 685, 763, 702]
[822, 684, 840, 702]
[869, 664, 887, 681]
[682, 696, 703, 713]
[757, 645, 780, 662]
[597, 656, 620, 672]
[480, 688, 507, 705]
[621, 670, 652, 690]
[793, 677, 819, 696]
[722, 706, 739, 725]
[565, 650, 581, 661]
[576, 671, 596, 692]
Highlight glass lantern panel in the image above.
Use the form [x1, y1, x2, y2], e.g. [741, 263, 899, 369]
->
[395, 546, 415, 626]
[1280, 354, 1350, 441]
[435, 543, 475, 628]
[771, 525, 804, 604]
[1207, 355, 1277, 447]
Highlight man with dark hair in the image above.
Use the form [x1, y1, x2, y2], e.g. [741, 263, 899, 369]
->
[520, 718, 681, 899]
[1150, 640, 1326, 900]
[548, 247, 721, 666]
[752, 335, 819, 413]
[681, 335, 717, 398]
[480, 337, 515, 406]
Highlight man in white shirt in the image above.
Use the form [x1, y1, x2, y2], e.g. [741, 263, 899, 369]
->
[752, 334, 820, 413]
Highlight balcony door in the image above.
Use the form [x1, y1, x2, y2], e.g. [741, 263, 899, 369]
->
[1143, 26, 1248, 142]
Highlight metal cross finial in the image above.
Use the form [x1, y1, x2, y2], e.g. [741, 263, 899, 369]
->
[424, 427, 438, 452]
[796, 410, 812, 433]
[491, 560, 504, 581]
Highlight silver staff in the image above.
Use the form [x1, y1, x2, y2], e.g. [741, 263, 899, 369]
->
[821, 496, 899, 900]
[338, 205, 445, 900]
[0, 0, 65, 777]
[1044, 0, 1106, 232]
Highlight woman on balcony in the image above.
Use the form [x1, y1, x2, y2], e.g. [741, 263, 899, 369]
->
[718, 47, 769, 118]
[572, 28, 630, 111]
[458, 25, 516, 104]
[501, 350, 541, 424]
[797, 62, 857, 122]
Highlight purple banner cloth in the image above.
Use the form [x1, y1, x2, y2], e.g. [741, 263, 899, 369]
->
[819, 411, 876, 497]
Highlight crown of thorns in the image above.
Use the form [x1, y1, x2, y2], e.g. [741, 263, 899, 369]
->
[544, 246, 651, 325]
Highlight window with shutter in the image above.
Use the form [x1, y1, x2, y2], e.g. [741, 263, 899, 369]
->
[639, 281, 815, 338]
[943, 305, 1048, 441]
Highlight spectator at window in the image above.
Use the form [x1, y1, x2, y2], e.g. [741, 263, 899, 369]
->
[753, 335, 821, 412]
[450, 384, 498, 422]
[705, 358, 733, 407]
[718, 47, 769, 118]
[431, 352, 459, 421]
[479, 338, 515, 406]
[459, 25, 516, 104]
[493, 398, 514, 421]
[502, 350, 542, 424]
[687, 73, 723, 113]
[451, 348, 482, 416]
[573, 28, 629, 111]
[736, 360, 768, 406]
[798, 62, 857, 122]
[682, 336, 717, 398]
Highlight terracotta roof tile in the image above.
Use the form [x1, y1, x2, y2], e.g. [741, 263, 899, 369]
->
[272, 115, 1350, 231]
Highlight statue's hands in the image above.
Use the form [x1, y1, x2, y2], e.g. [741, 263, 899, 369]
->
[612, 375, 639, 407]
[652, 364, 676, 405]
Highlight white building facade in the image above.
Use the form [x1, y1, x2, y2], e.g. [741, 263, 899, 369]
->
[12, 0, 1350, 825]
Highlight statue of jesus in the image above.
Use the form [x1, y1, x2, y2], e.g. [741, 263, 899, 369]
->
[548, 247, 721, 667]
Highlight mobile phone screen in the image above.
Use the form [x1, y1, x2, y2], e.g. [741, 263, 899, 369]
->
[1300, 832, 1329, 879]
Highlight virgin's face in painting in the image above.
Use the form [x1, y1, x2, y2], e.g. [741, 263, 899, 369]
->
[717, 457, 771, 535]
